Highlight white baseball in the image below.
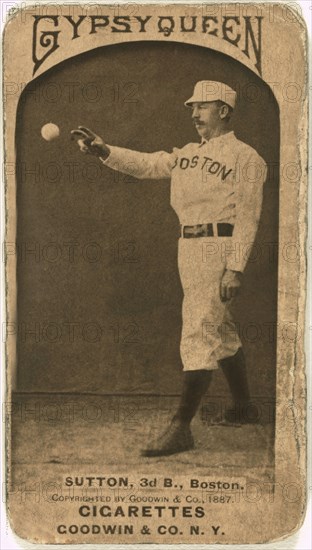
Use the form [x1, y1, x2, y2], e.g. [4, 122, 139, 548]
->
[41, 122, 60, 141]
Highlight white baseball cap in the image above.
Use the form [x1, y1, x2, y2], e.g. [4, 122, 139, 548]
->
[184, 80, 236, 109]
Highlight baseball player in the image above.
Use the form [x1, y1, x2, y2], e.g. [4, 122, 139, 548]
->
[72, 80, 267, 457]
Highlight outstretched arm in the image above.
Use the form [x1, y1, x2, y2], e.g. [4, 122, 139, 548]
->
[71, 126, 111, 158]
[71, 126, 175, 180]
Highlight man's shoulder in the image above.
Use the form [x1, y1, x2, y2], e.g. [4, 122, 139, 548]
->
[232, 134, 266, 165]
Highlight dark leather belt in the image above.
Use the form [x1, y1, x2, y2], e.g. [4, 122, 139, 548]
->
[181, 223, 234, 238]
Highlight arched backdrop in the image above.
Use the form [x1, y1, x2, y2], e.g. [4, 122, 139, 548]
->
[15, 41, 279, 397]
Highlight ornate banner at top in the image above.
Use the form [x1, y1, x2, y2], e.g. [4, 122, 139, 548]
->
[32, 13, 263, 75]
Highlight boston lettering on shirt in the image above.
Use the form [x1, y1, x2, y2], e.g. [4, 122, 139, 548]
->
[172, 153, 232, 181]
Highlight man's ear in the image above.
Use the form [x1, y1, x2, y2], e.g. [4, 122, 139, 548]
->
[219, 104, 230, 119]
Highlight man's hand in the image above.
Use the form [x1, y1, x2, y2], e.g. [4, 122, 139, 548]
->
[71, 126, 110, 159]
[220, 269, 242, 302]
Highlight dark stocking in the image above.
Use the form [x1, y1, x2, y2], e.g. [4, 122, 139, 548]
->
[218, 347, 250, 404]
[173, 370, 213, 425]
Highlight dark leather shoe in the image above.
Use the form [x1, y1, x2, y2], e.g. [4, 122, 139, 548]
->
[141, 421, 194, 457]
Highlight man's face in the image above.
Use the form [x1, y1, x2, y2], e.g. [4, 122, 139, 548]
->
[190, 101, 222, 139]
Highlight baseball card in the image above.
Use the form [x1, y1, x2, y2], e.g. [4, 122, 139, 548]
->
[2, 1, 309, 545]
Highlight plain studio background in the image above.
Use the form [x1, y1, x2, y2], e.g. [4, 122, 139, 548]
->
[15, 41, 279, 399]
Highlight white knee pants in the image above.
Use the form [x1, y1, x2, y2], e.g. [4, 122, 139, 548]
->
[178, 237, 242, 371]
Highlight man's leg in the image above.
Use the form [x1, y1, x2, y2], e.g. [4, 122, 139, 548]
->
[219, 347, 250, 403]
[141, 370, 212, 457]
[218, 348, 259, 423]
[141, 238, 224, 457]
[173, 370, 213, 424]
